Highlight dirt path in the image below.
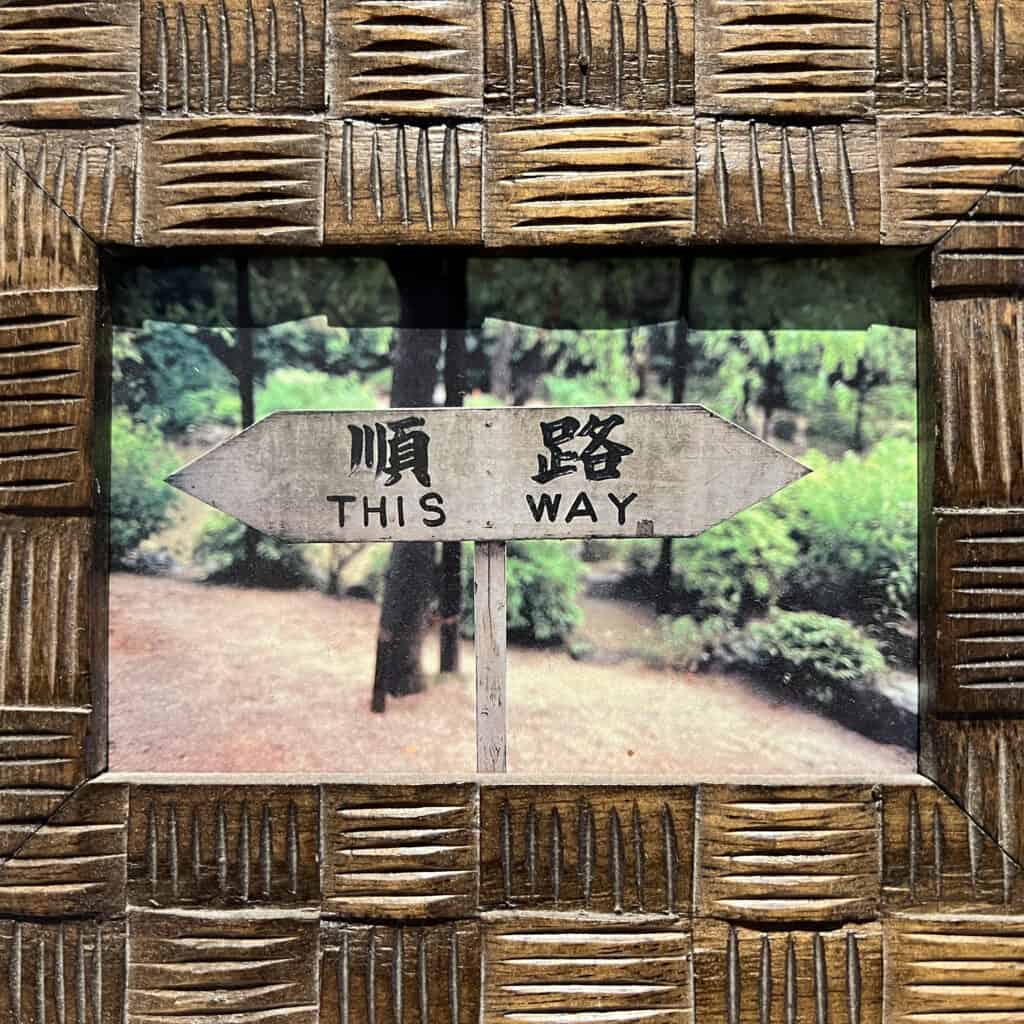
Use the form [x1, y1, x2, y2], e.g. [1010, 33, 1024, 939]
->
[108, 573, 915, 775]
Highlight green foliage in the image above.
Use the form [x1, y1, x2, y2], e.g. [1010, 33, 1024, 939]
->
[463, 541, 583, 645]
[628, 507, 799, 624]
[645, 615, 731, 672]
[717, 610, 885, 709]
[193, 513, 312, 588]
[773, 439, 918, 626]
[109, 414, 179, 567]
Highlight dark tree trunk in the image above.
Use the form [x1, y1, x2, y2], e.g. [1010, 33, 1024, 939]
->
[654, 260, 692, 616]
[371, 255, 448, 713]
[235, 256, 259, 568]
[440, 255, 468, 675]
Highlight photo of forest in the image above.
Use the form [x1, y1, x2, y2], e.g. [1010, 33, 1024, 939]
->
[105, 251, 919, 775]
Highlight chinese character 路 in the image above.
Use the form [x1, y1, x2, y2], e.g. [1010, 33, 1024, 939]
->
[349, 416, 432, 487]
[532, 413, 633, 485]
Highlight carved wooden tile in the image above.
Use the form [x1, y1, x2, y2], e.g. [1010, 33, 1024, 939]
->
[695, 118, 880, 243]
[0, 919, 125, 1024]
[881, 783, 1016, 908]
[325, 120, 482, 243]
[695, 0, 876, 118]
[141, 0, 325, 114]
[878, 0, 1024, 112]
[879, 114, 1024, 245]
[0, 707, 88, 858]
[885, 912, 1024, 1024]
[0, 781, 126, 917]
[328, 0, 482, 117]
[0, 1, 140, 123]
[0, 155, 97, 293]
[139, 115, 325, 246]
[485, 111, 695, 246]
[322, 783, 478, 919]
[695, 785, 881, 924]
[694, 921, 882, 1024]
[320, 922, 480, 1024]
[484, 0, 694, 112]
[480, 784, 694, 914]
[483, 912, 692, 1024]
[127, 908, 319, 1024]
[0, 293, 95, 511]
[127, 783, 319, 908]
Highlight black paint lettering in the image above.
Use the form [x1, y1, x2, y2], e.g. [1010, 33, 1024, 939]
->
[607, 491, 639, 525]
[396, 495, 406, 527]
[565, 492, 598, 523]
[526, 493, 562, 522]
[327, 494, 356, 527]
[363, 496, 387, 527]
[420, 492, 446, 527]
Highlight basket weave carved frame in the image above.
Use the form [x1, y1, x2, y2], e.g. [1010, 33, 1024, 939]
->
[0, 1, 1022, 1022]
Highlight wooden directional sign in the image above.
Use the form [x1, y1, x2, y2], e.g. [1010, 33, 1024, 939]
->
[168, 405, 808, 543]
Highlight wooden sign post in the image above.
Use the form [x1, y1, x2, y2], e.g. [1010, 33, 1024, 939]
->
[169, 405, 808, 771]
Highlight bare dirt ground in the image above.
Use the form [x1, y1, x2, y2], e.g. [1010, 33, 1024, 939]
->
[108, 573, 915, 775]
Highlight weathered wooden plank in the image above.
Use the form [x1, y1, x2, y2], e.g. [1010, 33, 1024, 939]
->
[0, 1, 140, 123]
[321, 783, 478, 920]
[695, 118, 880, 243]
[878, 0, 1024, 113]
[475, 542, 507, 774]
[127, 783, 319, 908]
[885, 911, 1024, 1024]
[480, 784, 694, 914]
[324, 120, 482, 243]
[169, 405, 804, 542]
[484, 0, 694, 111]
[484, 112, 696, 245]
[695, 0, 876, 118]
[0, 780, 126, 917]
[127, 908, 318, 1024]
[141, 0, 325, 114]
[695, 784, 881, 924]
[0, 297, 95, 512]
[138, 115, 325, 246]
[0, 919, 125, 1024]
[879, 113, 1024, 245]
[328, 0, 483, 117]
[483, 912, 692, 1024]
[320, 922, 480, 1024]
[694, 920, 882, 1024]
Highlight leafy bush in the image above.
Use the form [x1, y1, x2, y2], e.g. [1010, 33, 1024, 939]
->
[193, 512, 312, 588]
[772, 439, 917, 626]
[109, 413, 179, 567]
[463, 541, 583, 645]
[717, 610, 885, 710]
[257, 368, 378, 416]
[627, 506, 799, 624]
[645, 615, 731, 672]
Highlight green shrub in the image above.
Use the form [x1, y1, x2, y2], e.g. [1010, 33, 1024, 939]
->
[627, 506, 799, 624]
[645, 615, 731, 672]
[193, 512, 312, 588]
[256, 368, 378, 416]
[717, 610, 885, 710]
[109, 413, 178, 567]
[463, 541, 583, 645]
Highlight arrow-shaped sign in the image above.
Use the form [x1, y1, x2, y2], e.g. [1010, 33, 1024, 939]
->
[168, 405, 808, 543]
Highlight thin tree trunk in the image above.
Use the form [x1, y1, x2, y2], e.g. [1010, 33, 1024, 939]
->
[371, 256, 447, 713]
[854, 387, 867, 452]
[235, 256, 259, 568]
[440, 255, 467, 675]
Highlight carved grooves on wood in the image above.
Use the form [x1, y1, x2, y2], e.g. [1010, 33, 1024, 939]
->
[0, 520, 88, 704]
[145, 0, 321, 113]
[322, 784, 478, 919]
[331, 0, 482, 115]
[696, 786, 880, 923]
[483, 914, 692, 1024]
[141, 118, 324, 245]
[697, 0, 876, 116]
[126, 909, 318, 1024]
[0, 0, 139, 122]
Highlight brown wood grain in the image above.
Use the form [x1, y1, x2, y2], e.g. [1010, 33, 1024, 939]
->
[480, 783, 694, 914]
[141, 0, 325, 114]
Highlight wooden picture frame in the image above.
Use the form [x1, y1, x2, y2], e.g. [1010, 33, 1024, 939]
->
[0, 0, 1022, 1020]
